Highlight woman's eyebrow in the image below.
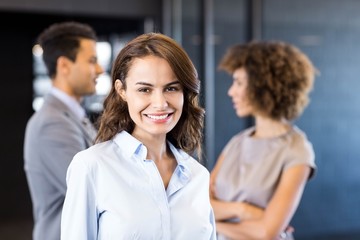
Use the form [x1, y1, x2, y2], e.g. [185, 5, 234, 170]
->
[135, 81, 152, 86]
[165, 80, 181, 86]
[134, 80, 180, 87]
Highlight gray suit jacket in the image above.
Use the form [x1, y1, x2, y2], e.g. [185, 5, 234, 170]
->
[24, 93, 96, 240]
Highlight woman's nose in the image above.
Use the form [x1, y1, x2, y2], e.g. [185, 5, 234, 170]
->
[227, 83, 234, 97]
[152, 92, 168, 108]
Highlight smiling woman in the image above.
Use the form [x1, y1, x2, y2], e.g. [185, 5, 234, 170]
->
[60, 32, 216, 240]
[115, 56, 184, 140]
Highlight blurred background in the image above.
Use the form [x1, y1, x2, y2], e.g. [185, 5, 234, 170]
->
[0, 0, 359, 239]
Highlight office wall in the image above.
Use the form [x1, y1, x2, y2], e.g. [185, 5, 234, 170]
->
[0, 17, 34, 220]
[263, 0, 360, 238]
[0, 0, 161, 18]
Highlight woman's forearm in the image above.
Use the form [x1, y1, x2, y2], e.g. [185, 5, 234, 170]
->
[211, 198, 264, 221]
[216, 220, 268, 240]
[210, 198, 242, 221]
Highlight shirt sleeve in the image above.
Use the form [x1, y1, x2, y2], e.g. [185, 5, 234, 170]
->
[283, 132, 317, 180]
[61, 154, 98, 240]
[209, 207, 217, 240]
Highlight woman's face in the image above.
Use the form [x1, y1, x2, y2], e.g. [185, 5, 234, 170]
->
[228, 67, 253, 117]
[116, 55, 184, 140]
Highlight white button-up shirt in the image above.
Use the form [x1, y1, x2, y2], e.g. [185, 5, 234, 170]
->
[61, 131, 216, 240]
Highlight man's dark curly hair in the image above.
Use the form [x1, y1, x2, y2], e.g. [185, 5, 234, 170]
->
[218, 41, 317, 120]
[37, 21, 97, 78]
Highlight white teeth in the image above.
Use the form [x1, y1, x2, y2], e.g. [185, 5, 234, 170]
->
[147, 114, 169, 120]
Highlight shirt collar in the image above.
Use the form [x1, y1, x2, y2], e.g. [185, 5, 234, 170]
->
[113, 131, 146, 160]
[166, 142, 192, 194]
[167, 142, 191, 178]
[50, 87, 86, 120]
[112, 131, 191, 176]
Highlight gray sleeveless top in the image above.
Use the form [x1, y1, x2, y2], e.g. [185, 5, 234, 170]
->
[215, 125, 316, 240]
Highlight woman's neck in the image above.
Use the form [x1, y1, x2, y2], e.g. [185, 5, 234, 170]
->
[252, 116, 290, 139]
[132, 132, 176, 189]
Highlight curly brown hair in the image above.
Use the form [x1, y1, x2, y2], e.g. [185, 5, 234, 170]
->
[96, 32, 205, 157]
[218, 41, 317, 120]
[37, 21, 97, 78]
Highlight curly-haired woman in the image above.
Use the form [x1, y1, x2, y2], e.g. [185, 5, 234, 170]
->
[210, 41, 317, 240]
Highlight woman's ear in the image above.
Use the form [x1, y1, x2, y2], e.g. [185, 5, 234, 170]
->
[115, 79, 126, 101]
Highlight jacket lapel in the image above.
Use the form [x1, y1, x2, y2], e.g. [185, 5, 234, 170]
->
[46, 94, 96, 147]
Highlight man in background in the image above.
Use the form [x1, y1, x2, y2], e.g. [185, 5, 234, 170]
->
[24, 21, 104, 240]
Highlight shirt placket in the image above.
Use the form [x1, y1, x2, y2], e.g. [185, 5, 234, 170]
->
[145, 160, 171, 240]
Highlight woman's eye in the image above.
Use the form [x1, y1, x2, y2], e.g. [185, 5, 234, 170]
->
[166, 86, 178, 91]
[233, 79, 242, 86]
[138, 88, 150, 93]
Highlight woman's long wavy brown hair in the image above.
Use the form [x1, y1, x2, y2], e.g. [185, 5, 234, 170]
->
[95, 32, 205, 157]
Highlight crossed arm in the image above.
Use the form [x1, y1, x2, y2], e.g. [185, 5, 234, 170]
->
[210, 153, 311, 240]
